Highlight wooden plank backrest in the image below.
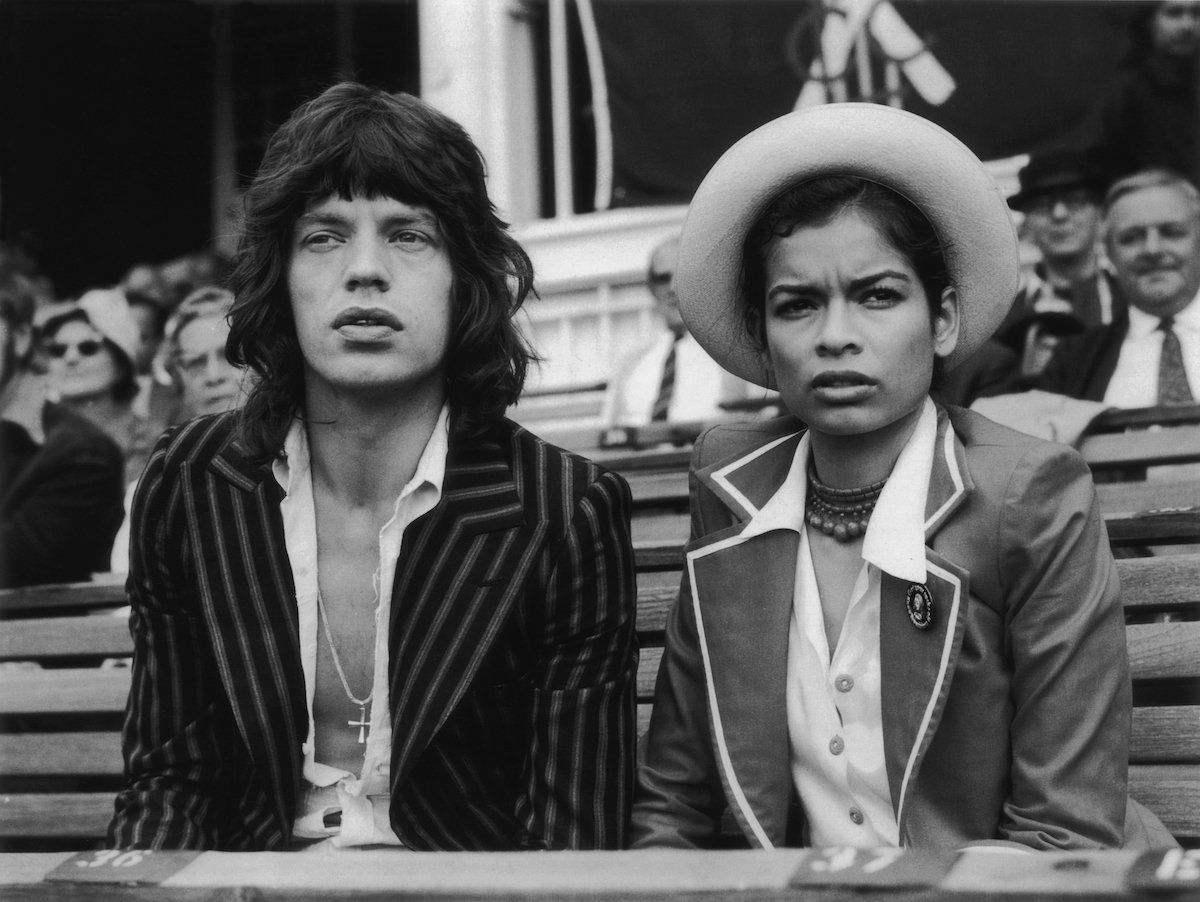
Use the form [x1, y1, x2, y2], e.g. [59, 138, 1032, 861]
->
[1, 557, 1196, 847]
[1080, 425, 1200, 472]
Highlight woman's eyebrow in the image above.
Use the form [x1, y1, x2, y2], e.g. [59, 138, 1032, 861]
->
[767, 268, 912, 298]
[846, 270, 912, 292]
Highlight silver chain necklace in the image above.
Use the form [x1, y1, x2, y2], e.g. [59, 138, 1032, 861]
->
[316, 591, 374, 743]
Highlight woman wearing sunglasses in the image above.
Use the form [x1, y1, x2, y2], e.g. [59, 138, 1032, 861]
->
[631, 105, 1173, 851]
[38, 288, 153, 482]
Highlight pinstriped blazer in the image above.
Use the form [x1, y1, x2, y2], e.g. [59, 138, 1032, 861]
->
[107, 412, 638, 851]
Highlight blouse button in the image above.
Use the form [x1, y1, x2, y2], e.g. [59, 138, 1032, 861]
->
[829, 735, 845, 756]
[849, 806, 864, 826]
[834, 675, 854, 693]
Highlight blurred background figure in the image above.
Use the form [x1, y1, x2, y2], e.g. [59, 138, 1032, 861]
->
[1085, 0, 1200, 189]
[0, 266, 125, 588]
[602, 233, 769, 429]
[996, 148, 1117, 384]
[159, 285, 245, 422]
[38, 288, 155, 482]
[109, 286, 245, 574]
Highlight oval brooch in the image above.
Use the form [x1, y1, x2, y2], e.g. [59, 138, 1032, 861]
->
[906, 583, 934, 630]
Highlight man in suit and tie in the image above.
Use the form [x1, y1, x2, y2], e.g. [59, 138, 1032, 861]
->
[108, 83, 638, 852]
[602, 234, 768, 429]
[1040, 168, 1200, 406]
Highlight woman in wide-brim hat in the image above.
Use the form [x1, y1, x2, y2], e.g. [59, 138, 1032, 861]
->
[631, 104, 1173, 851]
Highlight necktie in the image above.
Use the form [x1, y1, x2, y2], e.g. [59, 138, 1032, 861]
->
[650, 339, 678, 422]
[1158, 317, 1194, 406]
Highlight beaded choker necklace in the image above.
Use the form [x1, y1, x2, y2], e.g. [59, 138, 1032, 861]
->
[805, 468, 888, 543]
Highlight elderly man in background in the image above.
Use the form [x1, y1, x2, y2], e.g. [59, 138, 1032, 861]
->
[602, 234, 769, 431]
[1040, 169, 1200, 406]
[0, 267, 125, 588]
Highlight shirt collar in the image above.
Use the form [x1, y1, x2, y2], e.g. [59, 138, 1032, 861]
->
[1127, 287, 1200, 337]
[739, 398, 936, 585]
[272, 404, 451, 502]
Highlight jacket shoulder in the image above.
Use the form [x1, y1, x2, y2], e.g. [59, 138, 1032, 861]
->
[497, 417, 631, 502]
[947, 404, 1091, 487]
[147, 412, 247, 480]
[692, 415, 805, 471]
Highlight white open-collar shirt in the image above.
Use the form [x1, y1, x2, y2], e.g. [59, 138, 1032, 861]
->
[273, 405, 449, 847]
[738, 398, 937, 848]
[1105, 289, 1200, 408]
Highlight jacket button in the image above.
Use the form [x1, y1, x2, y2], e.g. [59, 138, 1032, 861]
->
[849, 806, 864, 825]
[829, 735, 844, 755]
[834, 675, 854, 693]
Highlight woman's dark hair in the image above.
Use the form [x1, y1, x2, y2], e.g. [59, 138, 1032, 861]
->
[739, 175, 952, 384]
[226, 81, 537, 460]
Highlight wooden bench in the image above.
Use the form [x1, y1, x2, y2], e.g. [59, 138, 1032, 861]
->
[1, 541, 1197, 850]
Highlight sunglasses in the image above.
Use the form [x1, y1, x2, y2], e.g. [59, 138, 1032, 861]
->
[48, 339, 104, 358]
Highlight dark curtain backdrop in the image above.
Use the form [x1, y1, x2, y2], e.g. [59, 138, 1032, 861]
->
[593, 0, 1141, 207]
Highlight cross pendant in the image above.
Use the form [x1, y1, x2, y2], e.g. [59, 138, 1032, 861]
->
[348, 705, 369, 743]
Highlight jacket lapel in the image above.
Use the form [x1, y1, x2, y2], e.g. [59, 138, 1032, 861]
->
[199, 432, 307, 838]
[880, 407, 973, 839]
[688, 426, 804, 847]
[385, 424, 527, 784]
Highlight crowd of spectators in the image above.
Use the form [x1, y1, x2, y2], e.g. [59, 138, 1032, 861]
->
[0, 244, 245, 587]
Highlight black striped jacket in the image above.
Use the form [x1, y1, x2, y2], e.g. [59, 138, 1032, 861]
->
[107, 412, 638, 851]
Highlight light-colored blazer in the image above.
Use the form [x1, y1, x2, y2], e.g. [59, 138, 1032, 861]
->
[108, 412, 638, 851]
[632, 404, 1148, 850]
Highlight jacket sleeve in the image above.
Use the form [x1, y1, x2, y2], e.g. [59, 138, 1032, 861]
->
[521, 467, 639, 850]
[997, 442, 1128, 848]
[631, 431, 728, 848]
[107, 428, 249, 850]
[0, 426, 125, 587]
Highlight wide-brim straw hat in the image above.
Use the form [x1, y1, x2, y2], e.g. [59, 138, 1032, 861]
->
[675, 103, 1020, 388]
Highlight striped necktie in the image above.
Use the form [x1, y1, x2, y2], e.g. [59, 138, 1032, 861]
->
[650, 338, 678, 422]
[1158, 317, 1194, 405]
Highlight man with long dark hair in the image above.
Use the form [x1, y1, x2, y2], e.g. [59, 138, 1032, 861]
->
[108, 83, 637, 852]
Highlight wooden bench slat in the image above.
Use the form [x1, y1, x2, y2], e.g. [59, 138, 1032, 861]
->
[1127, 622, 1200, 682]
[1096, 479, 1200, 515]
[1105, 508, 1200, 546]
[1131, 706, 1200, 764]
[1129, 764, 1200, 839]
[0, 579, 126, 618]
[0, 734, 122, 778]
[0, 793, 113, 838]
[625, 471, 689, 507]
[638, 648, 662, 702]
[1117, 554, 1200, 609]
[0, 616, 132, 662]
[1079, 426, 1200, 471]
[0, 669, 129, 716]
[1090, 404, 1200, 432]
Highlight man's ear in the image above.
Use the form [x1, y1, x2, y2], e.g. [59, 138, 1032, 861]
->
[933, 287, 960, 359]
